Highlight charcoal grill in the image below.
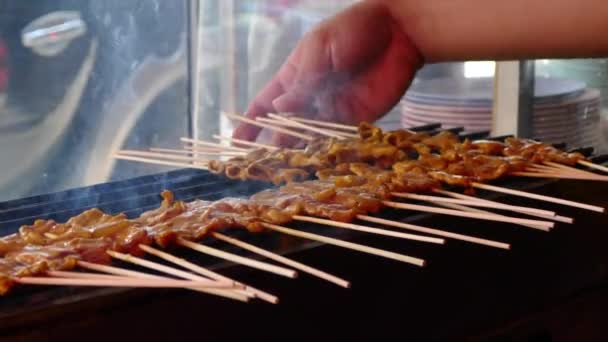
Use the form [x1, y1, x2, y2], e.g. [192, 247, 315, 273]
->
[0, 125, 607, 341]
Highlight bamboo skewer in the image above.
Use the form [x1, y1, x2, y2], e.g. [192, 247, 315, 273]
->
[254, 116, 344, 140]
[76, 260, 174, 279]
[48, 271, 136, 280]
[431, 201, 550, 231]
[511, 171, 608, 181]
[382, 201, 554, 229]
[287, 116, 359, 132]
[262, 223, 426, 267]
[356, 215, 510, 250]
[137, 245, 276, 303]
[391, 192, 556, 217]
[223, 112, 315, 141]
[523, 165, 597, 180]
[542, 162, 595, 176]
[77, 260, 160, 278]
[113, 154, 209, 170]
[116, 150, 214, 163]
[518, 161, 605, 181]
[180, 145, 245, 157]
[578, 160, 608, 174]
[50, 269, 249, 302]
[267, 113, 354, 139]
[176, 238, 298, 278]
[213, 135, 279, 151]
[531, 163, 561, 171]
[89, 258, 250, 302]
[150, 147, 246, 156]
[180, 137, 249, 152]
[472, 182, 605, 213]
[292, 215, 445, 244]
[14, 277, 229, 289]
[212, 233, 351, 288]
[433, 189, 574, 224]
[107, 250, 236, 289]
[525, 165, 567, 175]
[79, 261, 249, 302]
[268, 114, 359, 138]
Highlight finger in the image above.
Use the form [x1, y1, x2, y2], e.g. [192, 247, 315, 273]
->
[270, 131, 302, 148]
[231, 80, 284, 142]
[233, 48, 302, 141]
[276, 3, 399, 124]
[274, 19, 365, 115]
[319, 22, 423, 125]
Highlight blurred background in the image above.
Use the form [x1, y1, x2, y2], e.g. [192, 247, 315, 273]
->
[0, 0, 606, 202]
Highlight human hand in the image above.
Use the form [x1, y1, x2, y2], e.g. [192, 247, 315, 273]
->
[232, 1, 423, 147]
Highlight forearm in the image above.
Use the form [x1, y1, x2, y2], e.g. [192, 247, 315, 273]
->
[377, 0, 608, 62]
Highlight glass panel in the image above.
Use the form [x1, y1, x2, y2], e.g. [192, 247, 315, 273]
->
[195, 0, 354, 142]
[535, 59, 607, 153]
[0, 1, 189, 201]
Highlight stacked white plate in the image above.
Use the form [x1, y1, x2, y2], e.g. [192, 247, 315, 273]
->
[399, 77, 601, 148]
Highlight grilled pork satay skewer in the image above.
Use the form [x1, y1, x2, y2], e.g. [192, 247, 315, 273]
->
[197, 122, 592, 189]
[212, 233, 350, 288]
[262, 223, 426, 267]
[138, 245, 276, 303]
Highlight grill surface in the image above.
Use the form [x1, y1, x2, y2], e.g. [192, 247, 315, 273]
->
[0, 126, 607, 341]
